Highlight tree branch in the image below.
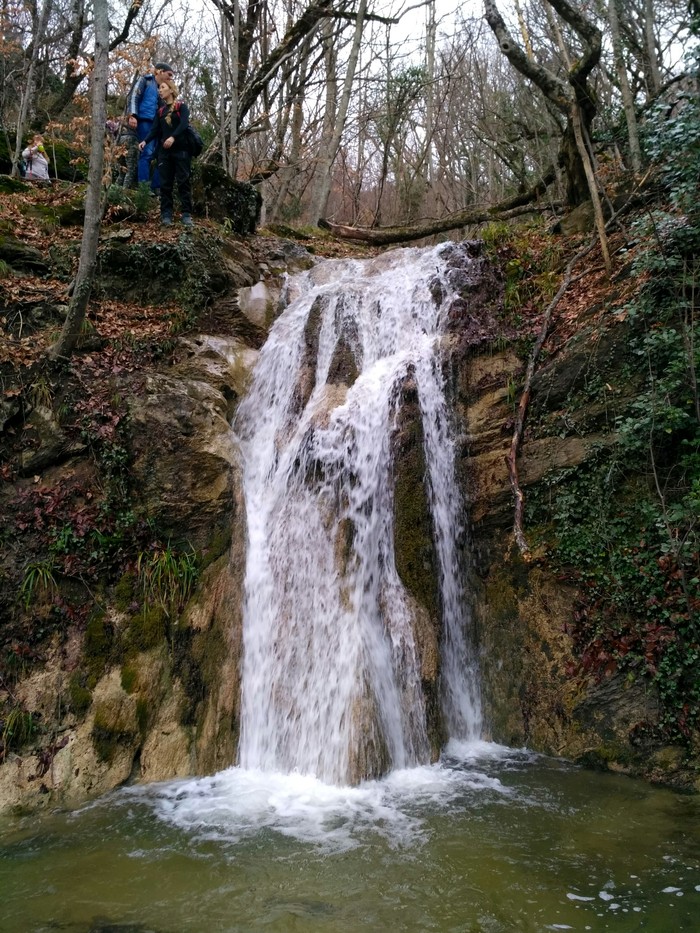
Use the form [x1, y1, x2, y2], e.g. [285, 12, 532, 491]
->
[109, 0, 143, 50]
[483, 0, 571, 111]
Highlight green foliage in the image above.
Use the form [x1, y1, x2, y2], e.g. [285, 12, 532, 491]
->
[643, 77, 700, 214]
[132, 181, 153, 217]
[0, 258, 10, 278]
[20, 559, 57, 609]
[105, 181, 153, 219]
[481, 218, 563, 317]
[1, 705, 37, 759]
[527, 199, 700, 744]
[137, 543, 199, 620]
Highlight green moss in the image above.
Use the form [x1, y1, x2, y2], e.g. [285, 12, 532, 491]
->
[327, 337, 359, 387]
[91, 716, 121, 763]
[126, 606, 166, 651]
[484, 569, 520, 622]
[68, 674, 92, 716]
[193, 625, 226, 689]
[91, 702, 137, 763]
[578, 743, 635, 771]
[392, 406, 439, 619]
[120, 664, 138, 694]
[0, 176, 29, 195]
[84, 611, 113, 674]
[172, 624, 226, 727]
[136, 697, 149, 736]
[172, 630, 204, 726]
[199, 528, 231, 572]
[114, 571, 136, 611]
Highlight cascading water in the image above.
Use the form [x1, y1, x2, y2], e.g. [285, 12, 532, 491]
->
[235, 244, 481, 784]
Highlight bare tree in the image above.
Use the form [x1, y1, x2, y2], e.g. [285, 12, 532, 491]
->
[308, 0, 368, 222]
[608, 0, 642, 172]
[49, 0, 109, 361]
[484, 0, 611, 271]
[11, 0, 54, 176]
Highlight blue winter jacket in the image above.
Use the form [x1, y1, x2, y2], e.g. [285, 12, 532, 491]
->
[129, 74, 159, 121]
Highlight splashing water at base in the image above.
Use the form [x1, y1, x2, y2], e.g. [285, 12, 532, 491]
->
[235, 245, 481, 784]
[3, 743, 700, 932]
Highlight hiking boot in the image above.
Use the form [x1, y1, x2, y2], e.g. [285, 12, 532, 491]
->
[161, 213, 173, 226]
[180, 213, 193, 228]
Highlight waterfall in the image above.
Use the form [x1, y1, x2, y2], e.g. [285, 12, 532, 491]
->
[235, 244, 481, 785]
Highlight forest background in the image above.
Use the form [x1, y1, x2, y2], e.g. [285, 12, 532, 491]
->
[2, 0, 694, 232]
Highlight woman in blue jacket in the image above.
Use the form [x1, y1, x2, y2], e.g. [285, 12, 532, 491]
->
[140, 79, 193, 227]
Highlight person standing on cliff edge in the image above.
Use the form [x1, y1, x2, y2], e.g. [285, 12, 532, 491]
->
[139, 78, 194, 228]
[127, 62, 174, 191]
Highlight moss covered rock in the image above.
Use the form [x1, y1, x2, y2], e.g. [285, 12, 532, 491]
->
[193, 163, 262, 233]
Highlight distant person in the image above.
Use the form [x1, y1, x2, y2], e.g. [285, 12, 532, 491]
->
[128, 62, 174, 190]
[22, 134, 50, 182]
[139, 78, 193, 227]
[115, 115, 139, 189]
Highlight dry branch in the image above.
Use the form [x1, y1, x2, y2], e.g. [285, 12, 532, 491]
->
[506, 235, 598, 555]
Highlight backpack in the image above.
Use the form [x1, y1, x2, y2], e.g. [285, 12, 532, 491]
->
[162, 101, 203, 157]
[185, 125, 203, 158]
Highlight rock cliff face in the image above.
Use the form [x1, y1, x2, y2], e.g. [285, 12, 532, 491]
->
[0, 334, 251, 812]
[0, 233, 311, 814]
[450, 255, 700, 791]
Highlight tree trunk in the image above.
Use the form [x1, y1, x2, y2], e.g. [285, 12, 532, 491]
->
[424, 0, 436, 188]
[570, 104, 611, 272]
[308, 0, 367, 224]
[269, 41, 312, 223]
[559, 119, 590, 206]
[643, 0, 661, 98]
[484, 0, 601, 208]
[49, 0, 109, 362]
[228, 0, 241, 178]
[608, 0, 642, 172]
[12, 0, 54, 177]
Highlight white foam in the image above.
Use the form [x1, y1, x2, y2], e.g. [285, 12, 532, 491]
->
[129, 744, 516, 851]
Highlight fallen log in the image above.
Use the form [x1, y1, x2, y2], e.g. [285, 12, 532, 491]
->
[319, 167, 558, 246]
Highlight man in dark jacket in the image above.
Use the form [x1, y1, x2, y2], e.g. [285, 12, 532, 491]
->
[127, 62, 174, 189]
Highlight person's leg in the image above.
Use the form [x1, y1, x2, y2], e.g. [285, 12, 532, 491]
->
[123, 134, 138, 189]
[136, 121, 156, 184]
[174, 152, 193, 224]
[158, 153, 175, 223]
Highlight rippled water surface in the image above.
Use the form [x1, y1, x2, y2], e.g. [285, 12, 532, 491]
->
[2, 742, 699, 932]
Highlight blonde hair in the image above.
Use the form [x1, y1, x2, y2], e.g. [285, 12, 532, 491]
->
[160, 79, 179, 99]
